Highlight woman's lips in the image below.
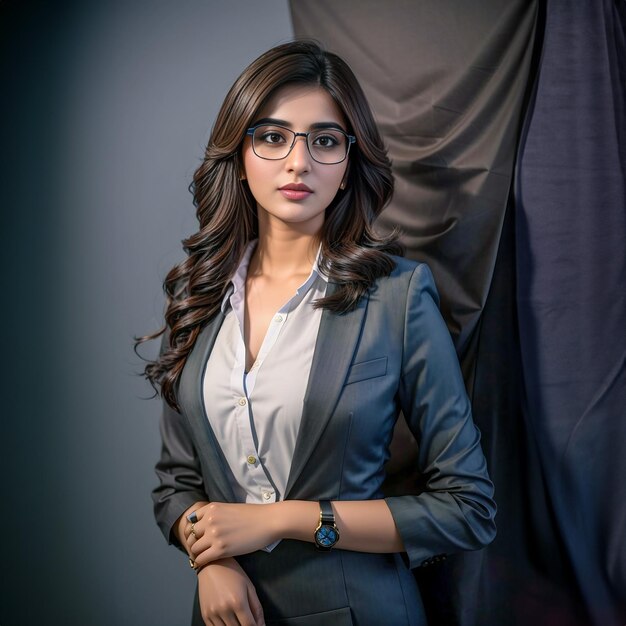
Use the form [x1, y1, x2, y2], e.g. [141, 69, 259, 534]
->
[279, 184, 313, 201]
[279, 188, 313, 200]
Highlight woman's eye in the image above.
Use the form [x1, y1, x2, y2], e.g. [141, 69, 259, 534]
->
[312, 133, 341, 148]
[259, 131, 286, 144]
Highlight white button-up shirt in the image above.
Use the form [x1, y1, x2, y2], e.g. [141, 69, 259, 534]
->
[202, 241, 328, 519]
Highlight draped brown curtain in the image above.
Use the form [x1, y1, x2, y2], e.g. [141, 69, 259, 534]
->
[291, 1, 536, 373]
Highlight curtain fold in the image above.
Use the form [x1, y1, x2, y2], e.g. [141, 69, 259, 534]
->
[290, 0, 536, 376]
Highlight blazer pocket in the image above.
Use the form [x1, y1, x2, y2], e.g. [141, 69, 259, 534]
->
[345, 356, 387, 386]
[267, 606, 353, 626]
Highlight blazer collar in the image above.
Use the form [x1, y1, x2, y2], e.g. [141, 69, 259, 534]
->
[177, 310, 237, 502]
[284, 284, 369, 498]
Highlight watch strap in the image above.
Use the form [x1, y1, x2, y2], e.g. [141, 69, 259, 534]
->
[319, 500, 335, 524]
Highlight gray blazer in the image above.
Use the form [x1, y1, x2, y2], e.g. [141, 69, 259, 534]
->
[153, 257, 497, 626]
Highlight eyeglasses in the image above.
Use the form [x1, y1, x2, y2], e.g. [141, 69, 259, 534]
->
[245, 124, 356, 165]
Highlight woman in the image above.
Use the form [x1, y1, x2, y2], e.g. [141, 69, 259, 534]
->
[140, 41, 496, 626]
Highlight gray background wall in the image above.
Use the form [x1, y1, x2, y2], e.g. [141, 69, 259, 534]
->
[0, 2, 293, 624]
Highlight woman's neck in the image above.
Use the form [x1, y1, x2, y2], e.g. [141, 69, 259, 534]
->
[250, 223, 321, 280]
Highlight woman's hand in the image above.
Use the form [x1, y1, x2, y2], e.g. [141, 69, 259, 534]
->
[185, 502, 279, 566]
[197, 557, 265, 626]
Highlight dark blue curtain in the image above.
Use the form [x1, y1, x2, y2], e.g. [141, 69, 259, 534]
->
[516, 1, 626, 624]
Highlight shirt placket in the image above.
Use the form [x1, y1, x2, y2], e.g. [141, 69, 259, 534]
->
[231, 305, 293, 504]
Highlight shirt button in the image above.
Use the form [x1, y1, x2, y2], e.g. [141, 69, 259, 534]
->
[274, 314, 283, 323]
[238, 397, 247, 406]
[262, 492, 272, 501]
[247, 455, 256, 465]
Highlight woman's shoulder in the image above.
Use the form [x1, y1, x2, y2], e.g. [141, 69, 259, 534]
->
[373, 254, 439, 304]
[386, 254, 434, 283]
[388, 254, 419, 274]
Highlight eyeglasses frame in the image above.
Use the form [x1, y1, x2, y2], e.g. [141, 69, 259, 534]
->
[245, 124, 356, 165]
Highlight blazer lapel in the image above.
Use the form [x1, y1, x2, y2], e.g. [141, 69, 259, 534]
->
[177, 311, 237, 502]
[284, 286, 369, 498]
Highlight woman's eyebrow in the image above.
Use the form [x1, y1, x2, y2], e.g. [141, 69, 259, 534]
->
[251, 117, 347, 132]
[310, 122, 347, 132]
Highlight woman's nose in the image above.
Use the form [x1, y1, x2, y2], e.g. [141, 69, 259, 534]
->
[285, 135, 312, 173]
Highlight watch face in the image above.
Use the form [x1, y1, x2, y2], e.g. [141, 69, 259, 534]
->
[315, 524, 338, 548]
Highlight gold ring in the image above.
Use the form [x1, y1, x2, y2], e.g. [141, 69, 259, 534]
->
[188, 557, 198, 570]
[190, 523, 196, 538]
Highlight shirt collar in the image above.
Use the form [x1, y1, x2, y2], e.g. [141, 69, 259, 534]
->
[220, 240, 327, 313]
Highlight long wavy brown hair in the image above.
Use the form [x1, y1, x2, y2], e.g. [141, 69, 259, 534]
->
[138, 40, 402, 410]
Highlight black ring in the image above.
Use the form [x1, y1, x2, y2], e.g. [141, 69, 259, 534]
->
[186, 511, 198, 524]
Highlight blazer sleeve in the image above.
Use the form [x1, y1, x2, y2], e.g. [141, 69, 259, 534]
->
[151, 331, 209, 550]
[385, 263, 497, 569]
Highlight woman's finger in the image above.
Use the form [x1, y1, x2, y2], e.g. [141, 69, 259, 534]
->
[185, 521, 206, 546]
[226, 611, 248, 626]
[216, 612, 237, 626]
[234, 604, 258, 626]
[204, 605, 240, 626]
[195, 543, 227, 566]
[247, 583, 265, 626]
[193, 504, 209, 521]
[190, 535, 213, 557]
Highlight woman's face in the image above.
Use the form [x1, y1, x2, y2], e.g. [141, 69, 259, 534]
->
[242, 84, 349, 236]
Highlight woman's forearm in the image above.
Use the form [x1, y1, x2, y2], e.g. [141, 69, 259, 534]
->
[182, 499, 405, 567]
[274, 499, 405, 553]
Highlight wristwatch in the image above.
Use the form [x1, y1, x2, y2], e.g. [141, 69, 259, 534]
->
[314, 500, 340, 551]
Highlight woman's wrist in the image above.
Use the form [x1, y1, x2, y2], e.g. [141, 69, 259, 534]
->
[272, 500, 320, 543]
[195, 556, 231, 577]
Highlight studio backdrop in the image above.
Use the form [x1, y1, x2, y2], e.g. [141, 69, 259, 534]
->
[1, 1, 624, 625]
